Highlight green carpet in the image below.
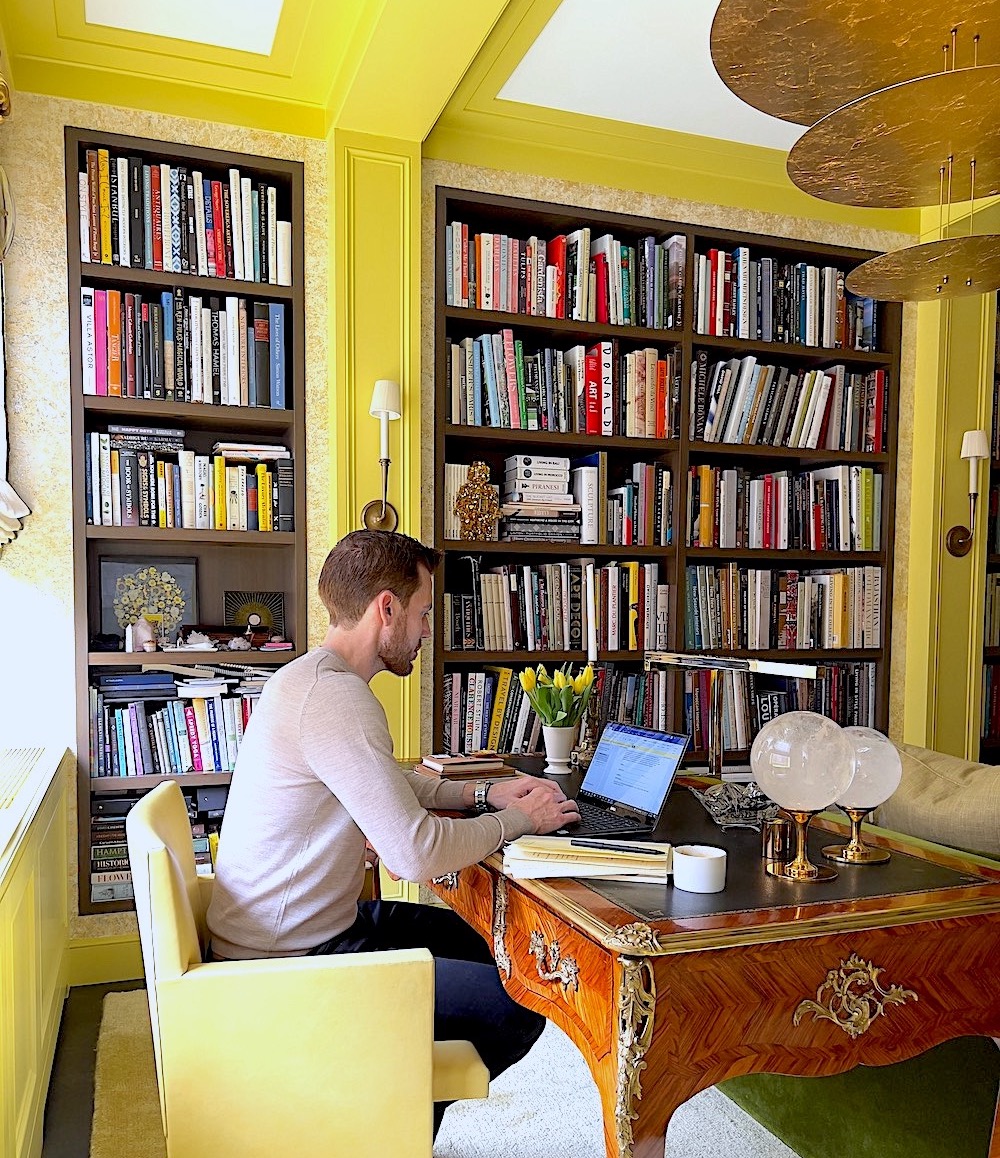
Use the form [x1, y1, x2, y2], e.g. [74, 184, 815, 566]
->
[720, 1036, 1000, 1158]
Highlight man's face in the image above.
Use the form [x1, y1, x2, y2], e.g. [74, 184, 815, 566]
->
[378, 566, 432, 677]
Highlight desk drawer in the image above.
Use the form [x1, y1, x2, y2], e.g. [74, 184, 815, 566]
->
[502, 885, 613, 1056]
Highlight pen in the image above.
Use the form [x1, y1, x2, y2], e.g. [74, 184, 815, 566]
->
[569, 839, 666, 856]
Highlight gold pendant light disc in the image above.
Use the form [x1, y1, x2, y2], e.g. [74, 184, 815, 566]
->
[845, 237, 1000, 301]
[787, 66, 1000, 208]
[711, 0, 1000, 126]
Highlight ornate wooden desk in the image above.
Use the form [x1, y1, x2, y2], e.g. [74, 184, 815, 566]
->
[429, 787, 1000, 1158]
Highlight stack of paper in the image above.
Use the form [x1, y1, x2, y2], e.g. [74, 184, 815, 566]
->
[502, 836, 672, 883]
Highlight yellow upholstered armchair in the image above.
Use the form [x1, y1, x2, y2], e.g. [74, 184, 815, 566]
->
[126, 781, 488, 1158]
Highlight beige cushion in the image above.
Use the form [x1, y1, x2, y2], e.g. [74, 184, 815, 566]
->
[874, 744, 1000, 858]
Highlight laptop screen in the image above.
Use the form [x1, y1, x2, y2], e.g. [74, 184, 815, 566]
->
[580, 722, 689, 818]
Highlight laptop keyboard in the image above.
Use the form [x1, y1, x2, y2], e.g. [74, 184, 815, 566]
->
[577, 800, 644, 832]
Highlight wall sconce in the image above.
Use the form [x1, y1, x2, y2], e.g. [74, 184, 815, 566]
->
[946, 428, 991, 557]
[360, 379, 401, 532]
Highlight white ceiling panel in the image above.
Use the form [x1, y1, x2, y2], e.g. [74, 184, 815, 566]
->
[500, 0, 804, 152]
[84, 0, 283, 56]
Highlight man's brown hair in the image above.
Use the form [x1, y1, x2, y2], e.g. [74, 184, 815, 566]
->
[318, 530, 442, 626]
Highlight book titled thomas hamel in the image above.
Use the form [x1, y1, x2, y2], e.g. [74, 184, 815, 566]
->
[419, 752, 508, 775]
[502, 835, 672, 882]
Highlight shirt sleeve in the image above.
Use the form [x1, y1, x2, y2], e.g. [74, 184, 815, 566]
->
[299, 672, 530, 879]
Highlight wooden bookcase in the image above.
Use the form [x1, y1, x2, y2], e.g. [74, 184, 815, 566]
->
[65, 128, 306, 914]
[432, 187, 902, 761]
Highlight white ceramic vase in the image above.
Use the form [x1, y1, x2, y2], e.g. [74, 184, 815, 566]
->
[542, 724, 578, 776]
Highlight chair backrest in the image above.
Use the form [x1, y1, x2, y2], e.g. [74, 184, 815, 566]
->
[126, 780, 209, 1130]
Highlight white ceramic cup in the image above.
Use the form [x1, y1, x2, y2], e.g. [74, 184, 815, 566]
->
[672, 844, 727, 893]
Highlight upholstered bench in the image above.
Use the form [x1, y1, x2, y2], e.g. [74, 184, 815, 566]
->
[718, 743, 1000, 1158]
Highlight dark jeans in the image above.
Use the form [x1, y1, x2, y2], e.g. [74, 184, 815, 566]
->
[309, 899, 545, 1136]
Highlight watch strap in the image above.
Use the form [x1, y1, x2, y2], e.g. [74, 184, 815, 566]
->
[474, 780, 491, 813]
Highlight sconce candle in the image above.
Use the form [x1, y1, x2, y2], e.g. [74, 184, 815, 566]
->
[361, 379, 403, 532]
[946, 428, 990, 557]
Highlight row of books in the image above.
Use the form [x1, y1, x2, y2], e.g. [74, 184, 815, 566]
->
[684, 661, 879, 755]
[445, 221, 686, 329]
[980, 664, 1000, 741]
[685, 462, 883, 552]
[692, 249, 878, 351]
[444, 555, 670, 655]
[446, 331, 681, 439]
[984, 483, 1000, 555]
[88, 670, 269, 778]
[80, 286, 287, 408]
[90, 822, 215, 903]
[982, 573, 1000, 648]
[79, 148, 291, 284]
[84, 430, 294, 531]
[442, 667, 544, 757]
[684, 564, 883, 652]
[689, 353, 889, 453]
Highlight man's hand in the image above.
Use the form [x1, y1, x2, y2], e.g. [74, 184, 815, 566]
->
[487, 776, 566, 811]
[503, 784, 581, 834]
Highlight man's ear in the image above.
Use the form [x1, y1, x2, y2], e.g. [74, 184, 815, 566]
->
[374, 589, 394, 626]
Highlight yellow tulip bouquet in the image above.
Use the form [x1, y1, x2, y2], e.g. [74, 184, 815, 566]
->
[518, 662, 595, 728]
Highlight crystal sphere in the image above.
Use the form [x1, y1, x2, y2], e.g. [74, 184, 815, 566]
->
[837, 726, 902, 809]
[750, 711, 855, 812]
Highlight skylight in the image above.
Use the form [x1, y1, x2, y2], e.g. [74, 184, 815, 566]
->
[84, 0, 283, 57]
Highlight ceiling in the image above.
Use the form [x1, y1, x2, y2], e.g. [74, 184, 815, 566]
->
[0, 0, 799, 153]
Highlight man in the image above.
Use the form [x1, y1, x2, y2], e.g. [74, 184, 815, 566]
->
[207, 530, 579, 1133]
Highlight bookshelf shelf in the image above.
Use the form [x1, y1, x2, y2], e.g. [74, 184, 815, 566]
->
[83, 395, 295, 432]
[85, 526, 296, 545]
[67, 127, 306, 913]
[86, 649, 300, 666]
[432, 186, 901, 761]
[91, 770, 233, 793]
[82, 260, 294, 300]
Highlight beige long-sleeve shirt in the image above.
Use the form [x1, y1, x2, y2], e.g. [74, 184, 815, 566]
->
[207, 648, 532, 959]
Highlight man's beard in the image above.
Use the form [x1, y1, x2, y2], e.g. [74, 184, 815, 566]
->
[379, 623, 418, 676]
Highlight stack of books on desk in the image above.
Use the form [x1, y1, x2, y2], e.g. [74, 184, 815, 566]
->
[418, 753, 516, 779]
[502, 836, 672, 882]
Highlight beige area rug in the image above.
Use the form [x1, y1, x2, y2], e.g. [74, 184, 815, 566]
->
[90, 991, 166, 1158]
[92, 990, 796, 1158]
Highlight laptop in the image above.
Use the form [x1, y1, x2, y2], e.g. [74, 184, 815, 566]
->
[553, 722, 689, 837]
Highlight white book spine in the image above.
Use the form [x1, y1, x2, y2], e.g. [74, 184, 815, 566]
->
[571, 467, 599, 544]
[89, 432, 101, 524]
[225, 296, 240, 405]
[228, 169, 245, 281]
[194, 454, 211, 529]
[276, 221, 292, 287]
[109, 450, 121, 526]
[116, 157, 130, 267]
[177, 449, 196, 528]
[240, 177, 254, 279]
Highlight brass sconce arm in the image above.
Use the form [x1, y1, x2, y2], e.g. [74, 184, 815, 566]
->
[360, 379, 401, 532]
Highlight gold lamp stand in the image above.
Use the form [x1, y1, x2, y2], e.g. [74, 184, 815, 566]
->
[361, 458, 399, 532]
[776, 809, 838, 881]
[821, 807, 891, 865]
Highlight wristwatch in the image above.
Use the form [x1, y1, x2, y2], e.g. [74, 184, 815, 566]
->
[473, 780, 492, 813]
